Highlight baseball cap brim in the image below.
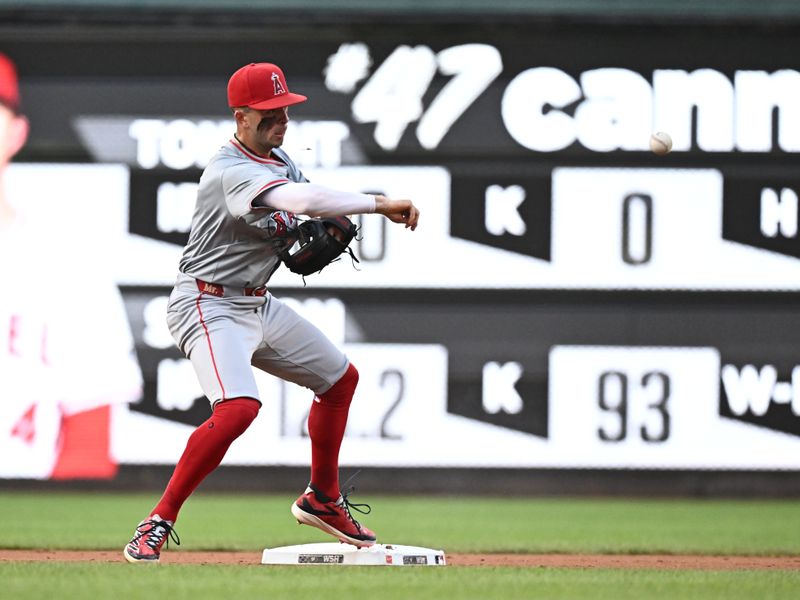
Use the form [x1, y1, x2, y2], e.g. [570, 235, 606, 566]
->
[247, 92, 307, 110]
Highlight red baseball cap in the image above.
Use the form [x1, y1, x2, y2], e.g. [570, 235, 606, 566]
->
[0, 52, 20, 112]
[227, 62, 307, 110]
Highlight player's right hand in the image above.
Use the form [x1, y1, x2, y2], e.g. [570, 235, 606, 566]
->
[374, 195, 420, 230]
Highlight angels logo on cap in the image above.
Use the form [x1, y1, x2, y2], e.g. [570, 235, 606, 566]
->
[227, 62, 307, 110]
[271, 72, 286, 96]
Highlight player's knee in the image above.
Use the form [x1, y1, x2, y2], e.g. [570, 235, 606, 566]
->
[338, 362, 359, 394]
[319, 362, 359, 406]
[212, 397, 260, 433]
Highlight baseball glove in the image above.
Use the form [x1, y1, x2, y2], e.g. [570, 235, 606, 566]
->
[280, 216, 359, 276]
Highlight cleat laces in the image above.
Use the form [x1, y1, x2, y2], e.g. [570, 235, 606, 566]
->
[134, 518, 181, 551]
[339, 471, 372, 532]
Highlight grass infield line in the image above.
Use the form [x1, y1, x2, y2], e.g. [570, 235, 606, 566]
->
[1, 550, 799, 569]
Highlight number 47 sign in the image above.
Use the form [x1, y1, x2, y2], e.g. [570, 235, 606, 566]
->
[324, 43, 502, 151]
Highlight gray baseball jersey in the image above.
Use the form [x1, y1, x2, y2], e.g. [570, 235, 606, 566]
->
[179, 139, 306, 288]
[167, 138, 348, 404]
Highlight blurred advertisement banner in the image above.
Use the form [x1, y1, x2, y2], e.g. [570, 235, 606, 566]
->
[1, 164, 142, 479]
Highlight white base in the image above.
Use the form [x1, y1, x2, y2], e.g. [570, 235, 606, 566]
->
[261, 542, 446, 566]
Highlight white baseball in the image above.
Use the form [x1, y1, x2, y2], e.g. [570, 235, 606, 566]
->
[650, 131, 673, 155]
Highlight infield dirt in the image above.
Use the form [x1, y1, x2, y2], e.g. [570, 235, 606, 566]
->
[1, 550, 798, 569]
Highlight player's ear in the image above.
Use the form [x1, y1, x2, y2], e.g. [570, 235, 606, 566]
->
[232, 107, 249, 127]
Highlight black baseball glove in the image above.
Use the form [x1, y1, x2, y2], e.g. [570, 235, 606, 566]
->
[280, 216, 359, 276]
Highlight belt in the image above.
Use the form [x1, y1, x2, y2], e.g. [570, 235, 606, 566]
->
[195, 279, 267, 298]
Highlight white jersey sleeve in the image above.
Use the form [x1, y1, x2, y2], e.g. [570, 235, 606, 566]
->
[46, 272, 143, 416]
[261, 183, 376, 217]
[34, 221, 143, 416]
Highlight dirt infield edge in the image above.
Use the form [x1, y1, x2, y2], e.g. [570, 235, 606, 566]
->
[1, 549, 798, 569]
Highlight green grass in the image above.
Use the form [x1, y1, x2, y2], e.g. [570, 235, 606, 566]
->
[2, 563, 799, 600]
[0, 492, 798, 555]
[2, 492, 798, 600]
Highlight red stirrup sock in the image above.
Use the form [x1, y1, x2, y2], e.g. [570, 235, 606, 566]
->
[308, 363, 359, 499]
[152, 397, 260, 522]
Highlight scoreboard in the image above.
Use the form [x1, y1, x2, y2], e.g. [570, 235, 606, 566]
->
[5, 16, 800, 472]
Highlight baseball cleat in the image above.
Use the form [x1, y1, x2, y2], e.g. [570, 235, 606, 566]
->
[123, 514, 180, 563]
[291, 483, 377, 548]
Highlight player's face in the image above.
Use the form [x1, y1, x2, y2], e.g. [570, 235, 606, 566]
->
[0, 105, 28, 166]
[249, 106, 290, 151]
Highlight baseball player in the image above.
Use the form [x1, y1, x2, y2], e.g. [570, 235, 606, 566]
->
[0, 53, 143, 479]
[124, 61, 420, 563]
